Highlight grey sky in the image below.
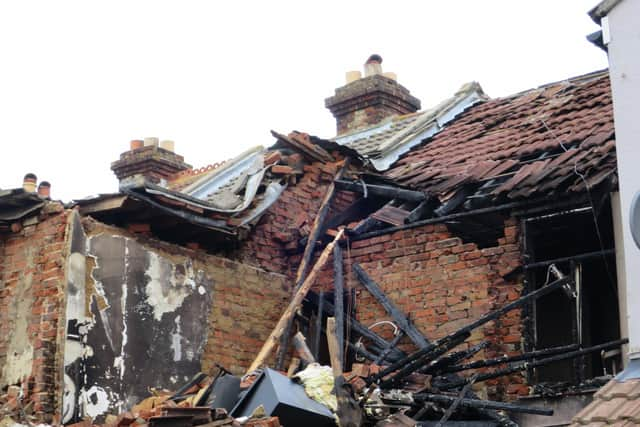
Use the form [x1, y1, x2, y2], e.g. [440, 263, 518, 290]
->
[0, 1, 606, 202]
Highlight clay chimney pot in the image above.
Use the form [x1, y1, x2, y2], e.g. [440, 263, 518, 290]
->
[23, 173, 37, 193]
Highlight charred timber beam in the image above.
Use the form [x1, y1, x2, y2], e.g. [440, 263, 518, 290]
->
[380, 333, 470, 389]
[404, 200, 432, 224]
[523, 249, 615, 270]
[441, 343, 579, 374]
[334, 245, 345, 365]
[247, 230, 344, 373]
[276, 160, 350, 370]
[334, 179, 428, 202]
[305, 291, 406, 361]
[353, 263, 429, 349]
[425, 341, 490, 375]
[435, 374, 479, 427]
[438, 338, 629, 390]
[367, 276, 571, 386]
[351, 196, 565, 242]
[414, 393, 554, 416]
[295, 313, 380, 362]
[312, 291, 325, 361]
[373, 331, 405, 365]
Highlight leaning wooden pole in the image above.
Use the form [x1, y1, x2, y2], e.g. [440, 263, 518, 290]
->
[275, 158, 350, 369]
[247, 229, 345, 374]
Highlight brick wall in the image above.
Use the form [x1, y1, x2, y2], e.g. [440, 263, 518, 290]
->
[233, 157, 355, 278]
[0, 202, 70, 423]
[201, 257, 290, 374]
[310, 218, 525, 400]
[70, 219, 291, 420]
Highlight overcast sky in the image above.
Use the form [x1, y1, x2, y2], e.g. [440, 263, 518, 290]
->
[0, 1, 607, 202]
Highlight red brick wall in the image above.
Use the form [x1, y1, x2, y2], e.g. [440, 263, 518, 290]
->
[310, 219, 525, 400]
[233, 157, 355, 278]
[201, 256, 290, 374]
[0, 203, 70, 423]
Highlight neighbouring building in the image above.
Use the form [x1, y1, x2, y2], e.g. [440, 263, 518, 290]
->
[0, 45, 625, 427]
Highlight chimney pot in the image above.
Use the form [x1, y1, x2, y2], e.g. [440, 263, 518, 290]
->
[325, 55, 421, 135]
[159, 140, 175, 152]
[37, 181, 51, 198]
[144, 137, 159, 147]
[23, 173, 37, 193]
[111, 138, 191, 184]
[345, 71, 362, 84]
[364, 54, 383, 77]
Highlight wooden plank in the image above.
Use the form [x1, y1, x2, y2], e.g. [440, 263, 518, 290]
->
[275, 159, 350, 369]
[327, 317, 363, 427]
[292, 332, 316, 364]
[287, 357, 301, 378]
[353, 263, 429, 349]
[246, 229, 344, 374]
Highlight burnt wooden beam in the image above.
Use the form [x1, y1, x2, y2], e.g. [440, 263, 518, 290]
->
[334, 179, 427, 202]
[434, 187, 473, 217]
[440, 343, 579, 374]
[404, 200, 432, 224]
[367, 275, 572, 386]
[247, 229, 344, 374]
[305, 291, 406, 361]
[333, 244, 345, 366]
[437, 338, 628, 390]
[298, 197, 381, 247]
[523, 249, 615, 270]
[353, 263, 429, 349]
[312, 291, 325, 361]
[373, 331, 404, 365]
[327, 317, 364, 427]
[275, 159, 351, 370]
[413, 393, 553, 416]
[435, 374, 478, 427]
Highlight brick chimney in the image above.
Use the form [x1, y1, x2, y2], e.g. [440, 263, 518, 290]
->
[325, 54, 421, 135]
[111, 137, 191, 185]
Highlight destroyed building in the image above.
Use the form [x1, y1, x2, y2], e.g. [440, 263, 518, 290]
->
[0, 48, 627, 426]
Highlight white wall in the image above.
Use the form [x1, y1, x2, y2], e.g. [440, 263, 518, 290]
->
[605, 0, 640, 358]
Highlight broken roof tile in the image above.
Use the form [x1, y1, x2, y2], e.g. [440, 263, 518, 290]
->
[333, 81, 488, 170]
[385, 70, 615, 203]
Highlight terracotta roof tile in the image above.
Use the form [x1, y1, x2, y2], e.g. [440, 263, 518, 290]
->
[385, 70, 616, 204]
[572, 379, 640, 425]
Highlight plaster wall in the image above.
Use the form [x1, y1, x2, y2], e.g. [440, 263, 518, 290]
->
[605, 0, 640, 358]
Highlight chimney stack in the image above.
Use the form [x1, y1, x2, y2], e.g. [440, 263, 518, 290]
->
[23, 173, 37, 193]
[325, 54, 421, 135]
[111, 137, 191, 185]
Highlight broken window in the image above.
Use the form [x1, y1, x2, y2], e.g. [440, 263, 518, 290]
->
[522, 202, 621, 388]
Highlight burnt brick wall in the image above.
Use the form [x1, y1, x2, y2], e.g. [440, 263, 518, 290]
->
[311, 218, 525, 400]
[0, 203, 70, 423]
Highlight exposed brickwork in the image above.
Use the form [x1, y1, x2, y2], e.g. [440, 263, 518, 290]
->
[202, 257, 290, 374]
[233, 157, 355, 277]
[0, 203, 70, 423]
[309, 219, 525, 401]
[325, 74, 421, 135]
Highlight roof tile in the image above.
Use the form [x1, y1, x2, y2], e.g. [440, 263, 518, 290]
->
[385, 70, 616, 204]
